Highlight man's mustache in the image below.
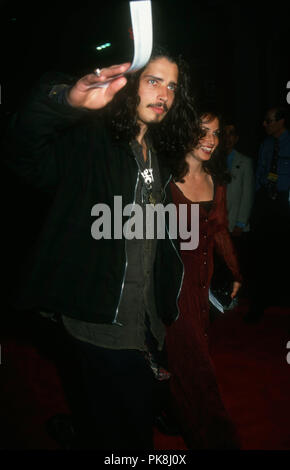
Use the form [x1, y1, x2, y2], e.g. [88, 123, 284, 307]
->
[147, 103, 168, 113]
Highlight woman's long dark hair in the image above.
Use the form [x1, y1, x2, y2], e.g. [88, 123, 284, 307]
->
[172, 110, 231, 185]
[105, 45, 201, 158]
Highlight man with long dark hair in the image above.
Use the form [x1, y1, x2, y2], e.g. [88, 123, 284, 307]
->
[3, 47, 199, 449]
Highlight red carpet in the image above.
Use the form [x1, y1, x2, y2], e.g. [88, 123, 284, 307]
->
[0, 301, 290, 450]
[209, 302, 290, 450]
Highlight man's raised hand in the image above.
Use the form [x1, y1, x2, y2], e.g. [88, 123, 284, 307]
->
[67, 63, 131, 109]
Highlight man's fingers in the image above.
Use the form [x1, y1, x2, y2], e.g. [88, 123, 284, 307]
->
[85, 63, 131, 85]
[81, 63, 131, 89]
[100, 63, 131, 79]
[105, 76, 128, 99]
[69, 62, 130, 108]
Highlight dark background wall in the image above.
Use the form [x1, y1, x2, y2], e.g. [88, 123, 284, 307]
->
[0, 0, 289, 307]
[0, 0, 289, 157]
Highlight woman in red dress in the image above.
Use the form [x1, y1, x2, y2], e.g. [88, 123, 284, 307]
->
[165, 111, 242, 449]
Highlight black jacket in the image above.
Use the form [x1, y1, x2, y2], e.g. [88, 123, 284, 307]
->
[3, 73, 184, 325]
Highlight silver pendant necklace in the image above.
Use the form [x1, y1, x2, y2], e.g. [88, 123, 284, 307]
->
[141, 149, 154, 186]
[140, 150, 156, 205]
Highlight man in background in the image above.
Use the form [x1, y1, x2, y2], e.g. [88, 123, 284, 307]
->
[223, 120, 255, 294]
[224, 121, 255, 235]
[246, 105, 290, 322]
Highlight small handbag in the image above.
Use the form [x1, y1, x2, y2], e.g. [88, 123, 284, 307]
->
[209, 251, 238, 314]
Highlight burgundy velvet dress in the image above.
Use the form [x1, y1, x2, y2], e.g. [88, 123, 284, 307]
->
[166, 180, 242, 449]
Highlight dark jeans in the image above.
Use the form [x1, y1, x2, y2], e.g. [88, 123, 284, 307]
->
[68, 336, 156, 450]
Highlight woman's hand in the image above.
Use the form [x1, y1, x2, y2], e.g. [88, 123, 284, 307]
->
[231, 281, 241, 298]
[67, 62, 131, 110]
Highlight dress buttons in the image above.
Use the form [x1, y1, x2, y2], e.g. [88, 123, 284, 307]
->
[202, 284, 206, 289]
[204, 217, 208, 222]
[203, 251, 207, 256]
[203, 233, 207, 239]
[203, 260, 207, 265]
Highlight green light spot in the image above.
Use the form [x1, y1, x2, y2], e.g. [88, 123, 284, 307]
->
[96, 42, 111, 51]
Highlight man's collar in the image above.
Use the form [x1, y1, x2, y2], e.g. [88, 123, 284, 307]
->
[278, 129, 290, 142]
[227, 149, 236, 159]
